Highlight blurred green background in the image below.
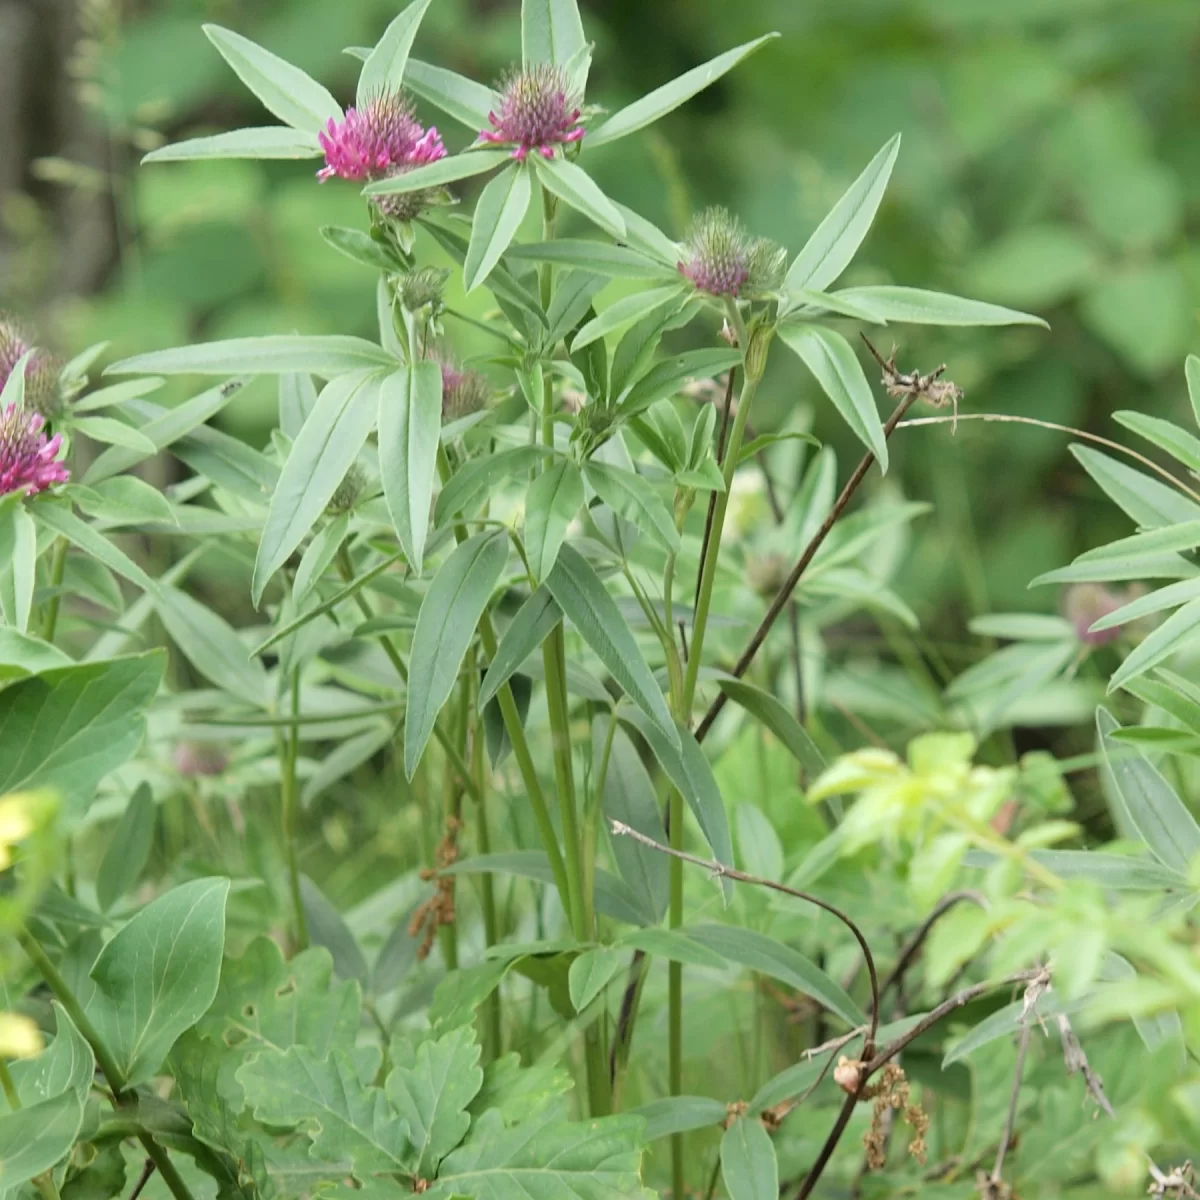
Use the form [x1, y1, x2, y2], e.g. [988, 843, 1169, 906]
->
[3, 0, 1200, 632]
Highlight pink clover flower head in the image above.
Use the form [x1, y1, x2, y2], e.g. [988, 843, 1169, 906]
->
[1064, 583, 1125, 646]
[479, 65, 584, 161]
[173, 742, 229, 778]
[0, 403, 69, 498]
[677, 208, 785, 298]
[0, 317, 63, 418]
[317, 92, 445, 183]
[439, 359, 491, 421]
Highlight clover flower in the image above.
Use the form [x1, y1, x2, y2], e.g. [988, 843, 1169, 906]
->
[0, 317, 63, 418]
[479, 65, 584, 161]
[677, 208, 785, 298]
[440, 360, 491, 421]
[173, 742, 229, 778]
[317, 92, 445, 183]
[1064, 583, 1134, 646]
[0, 404, 69, 498]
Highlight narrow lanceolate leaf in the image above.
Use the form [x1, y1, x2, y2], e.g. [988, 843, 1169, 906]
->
[1072, 520, 1200, 565]
[108, 335, 393, 379]
[87, 878, 230, 1088]
[1089, 577, 1200, 633]
[435, 446, 544, 527]
[505, 239, 675, 279]
[0, 1091, 83, 1190]
[779, 323, 887, 469]
[1097, 707, 1200, 874]
[618, 348, 742, 418]
[634, 1096, 727, 1143]
[1070, 445, 1200, 529]
[522, 0, 586, 67]
[96, 783, 155, 912]
[545, 543, 677, 745]
[299, 876, 369, 985]
[379, 363, 442, 576]
[584, 460, 680, 551]
[357, 0, 433, 105]
[143, 127, 320, 162]
[721, 1117, 778, 1200]
[34, 505, 160, 596]
[571, 285, 686, 351]
[785, 133, 900, 297]
[525, 459, 583, 581]
[154, 584, 269, 707]
[1187, 354, 1200, 431]
[834, 285, 1047, 328]
[533, 156, 626, 240]
[240, 1047, 409, 1175]
[204, 25, 343, 133]
[364, 149, 510, 195]
[479, 585, 562, 708]
[71, 415, 157, 454]
[717, 677, 827, 779]
[385, 1024, 483, 1177]
[405, 59, 500, 129]
[588, 34, 779, 148]
[1114, 411, 1200, 475]
[464, 163, 533, 292]
[252, 371, 380, 606]
[405, 531, 509, 778]
[1109, 596, 1200, 693]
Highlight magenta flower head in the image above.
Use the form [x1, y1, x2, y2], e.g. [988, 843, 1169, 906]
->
[0, 403, 69, 498]
[440, 360, 491, 421]
[479, 65, 584, 161]
[0, 317, 62, 419]
[317, 92, 445, 183]
[173, 742, 229, 778]
[677, 208, 786, 299]
[1064, 583, 1127, 646]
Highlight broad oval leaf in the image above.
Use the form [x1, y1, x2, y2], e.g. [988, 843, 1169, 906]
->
[546, 543, 677, 744]
[785, 134, 900, 297]
[778, 323, 887, 469]
[143, 126, 320, 162]
[588, 34, 779, 148]
[568, 947, 625, 1011]
[380, 362, 442, 576]
[87, 877, 230, 1088]
[109, 335, 393, 380]
[835, 285, 1047, 328]
[357, 0, 433, 105]
[405, 531, 510, 777]
[253, 370, 380, 606]
[0, 1091, 84, 1190]
[464, 163, 534, 293]
[204, 24, 342, 133]
[721, 1117, 778, 1200]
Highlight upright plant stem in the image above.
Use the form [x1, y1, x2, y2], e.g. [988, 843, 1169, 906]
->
[40, 537, 68, 642]
[471, 672, 502, 1059]
[17, 930, 195, 1200]
[278, 670, 308, 951]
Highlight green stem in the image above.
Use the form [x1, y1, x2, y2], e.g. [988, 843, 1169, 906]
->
[668, 784, 685, 1199]
[0, 1058, 18, 1108]
[17, 930, 196, 1200]
[473, 684, 502, 1060]
[40, 537, 68, 643]
[279, 669, 308, 951]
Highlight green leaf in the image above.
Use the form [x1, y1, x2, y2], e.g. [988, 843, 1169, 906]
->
[571, 286, 685, 352]
[721, 1117, 778, 1200]
[522, 0, 586, 66]
[300, 875, 370, 985]
[203, 24, 342, 133]
[155, 583, 268, 706]
[568, 947, 624, 1011]
[406, 531, 509, 777]
[144, 126, 320, 162]
[584, 461, 680, 552]
[687, 923, 866, 1028]
[87, 877, 229, 1088]
[302, 722, 396, 809]
[1109, 597, 1200, 693]
[108, 336, 392, 380]
[96, 783, 155, 912]
[426, 1109, 653, 1199]
[965, 847, 1185, 891]
[778, 323, 887, 469]
[0, 1092, 83, 1190]
[1126, 673, 1200, 736]
[717, 677, 827, 779]
[588, 34, 779, 148]
[0, 653, 165, 810]
[465, 164, 533, 292]
[546, 543, 676, 744]
[405, 59, 499, 129]
[620, 710, 733, 899]
[533, 156, 625, 240]
[294, 514, 350, 605]
[71, 415, 157, 454]
[616, 927, 726, 969]
[7, 1004, 93, 1108]
[609, 297, 692, 400]
[386, 1025, 483, 1176]
[612, 203, 680, 265]
[833, 285, 1047, 328]
[240, 1046, 409, 1175]
[76, 476, 177, 526]
[253, 370, 380, 605]
[784, 133, 900, 297]
[479, 585, 562, 708]
[0, 629, 71, 681]
[619, 349, 741, 418]
[1070, 444, 1200, 529]
[1113, 410, 1200, 474]
[34, 505, 160, 596]
[374, 905, 423, 997]
[436, 446, 544, 526]
[597, 720, 669, 923]
[525, 460, 583, 581]
[1188, 354, 1200, 430]
[322, 225, 403, 271]
[633, 1096, 726, 1142]
[1097, 707, 1200, 874]
[505, 239, 675, 279]
[358, 0, 433, 105]
[968, 613, 1076, 641]
[1071, 520, 1200, 564]
[379, 363, 441, 576]
[364, 149, 510, 196]
[2, 503, 35, 633]
[1031, 553, 1197, 587]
